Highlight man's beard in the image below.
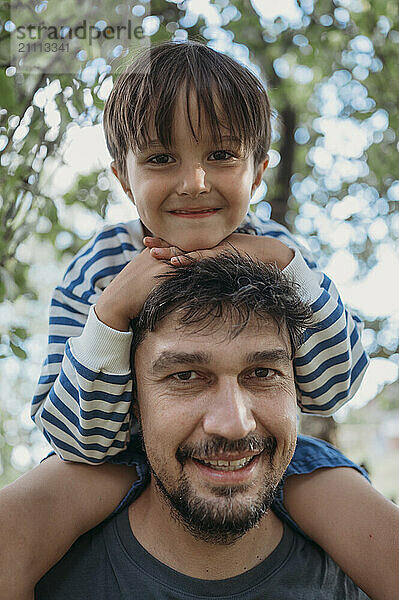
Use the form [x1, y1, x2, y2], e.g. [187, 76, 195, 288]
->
[147, 434, 281, 546]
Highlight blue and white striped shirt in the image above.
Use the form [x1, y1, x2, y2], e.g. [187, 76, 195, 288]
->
[31, 213, 369, 463]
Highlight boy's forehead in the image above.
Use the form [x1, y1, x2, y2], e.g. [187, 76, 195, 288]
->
[140, 87, 240, 149]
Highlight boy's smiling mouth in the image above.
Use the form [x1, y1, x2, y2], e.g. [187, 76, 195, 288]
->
[168, 208, 222, 217]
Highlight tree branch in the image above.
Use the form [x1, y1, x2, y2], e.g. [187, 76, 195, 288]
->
[269, 105, 296, 226]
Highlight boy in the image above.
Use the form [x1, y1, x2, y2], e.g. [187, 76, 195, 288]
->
[1, 41, 397, 599]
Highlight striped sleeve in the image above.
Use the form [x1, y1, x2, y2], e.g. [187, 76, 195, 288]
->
[31, 221, 143, 463]
[247, 213, 369, 414]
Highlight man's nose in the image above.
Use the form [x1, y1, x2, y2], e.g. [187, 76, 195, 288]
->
[176, 163, 210, 198]
[202, 380, 256, 440]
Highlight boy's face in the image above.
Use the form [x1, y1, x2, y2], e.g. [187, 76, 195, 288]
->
[113, 91, 268, 251]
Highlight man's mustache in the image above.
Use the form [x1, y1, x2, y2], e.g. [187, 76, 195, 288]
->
[176, 434, 277, 466]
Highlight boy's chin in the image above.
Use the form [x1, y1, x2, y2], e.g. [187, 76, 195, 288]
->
[177, 236, 225, 252]
[140, 223, 226, 252]
[174, 230, 236, 252]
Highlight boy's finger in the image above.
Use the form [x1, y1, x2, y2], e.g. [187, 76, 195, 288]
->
[150, 246, 184, 260]
[143, 236, 170, 248]
[170, 250, 204, 265]
[170, 255, 190, 266]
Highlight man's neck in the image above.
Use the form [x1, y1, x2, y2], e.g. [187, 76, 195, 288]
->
[128, 484, 283, 580]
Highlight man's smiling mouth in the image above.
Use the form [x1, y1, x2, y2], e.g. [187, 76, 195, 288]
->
[192, 454, 259, 471]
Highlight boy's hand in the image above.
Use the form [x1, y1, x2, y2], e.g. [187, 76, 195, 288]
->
[144, 233, 294, 271]
[95, 248, 173, 331]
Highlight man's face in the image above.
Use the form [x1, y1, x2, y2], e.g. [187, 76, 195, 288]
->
[114, 89, 267, 252]
[134, 314, 297, 544]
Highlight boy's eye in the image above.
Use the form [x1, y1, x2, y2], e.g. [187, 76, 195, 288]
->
[209, 150, 234, 161]
[171, 370, 198, 382]
[148, 154, 174, 165]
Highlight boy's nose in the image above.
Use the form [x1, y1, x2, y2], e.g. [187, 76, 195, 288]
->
[176, 164, 211, 198]
[202, 379, 256, 440]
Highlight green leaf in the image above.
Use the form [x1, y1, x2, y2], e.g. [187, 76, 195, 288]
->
[9, 341, 27, 360]
[10, 327, 28, 340]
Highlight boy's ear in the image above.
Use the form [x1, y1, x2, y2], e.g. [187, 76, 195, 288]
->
[111, 161, 135, 204]
[251, 156, 269, 193]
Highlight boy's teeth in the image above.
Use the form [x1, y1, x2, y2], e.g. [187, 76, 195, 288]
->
[199, 456, 253, 471]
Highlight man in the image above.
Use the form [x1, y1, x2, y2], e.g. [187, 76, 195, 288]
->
[35, 253, 370, 599]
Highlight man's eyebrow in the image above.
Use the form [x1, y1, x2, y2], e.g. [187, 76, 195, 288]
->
[151, 349, 291, 373]
[246, 349, 291, 365]
[151, 351, 210, 373]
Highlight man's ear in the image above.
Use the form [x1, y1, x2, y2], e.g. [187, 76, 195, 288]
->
[251, 156, 269, 194]
[132, 401, 140, 421]
[111, 161, 135, 204]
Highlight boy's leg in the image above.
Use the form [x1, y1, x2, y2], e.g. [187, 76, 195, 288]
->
[0, 455, 137, 598]
[278, 435, 399, 600]
[284, 467, 399, 599]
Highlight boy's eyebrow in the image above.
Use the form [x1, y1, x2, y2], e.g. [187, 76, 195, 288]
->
[140, 135, 243, 151]
[143, 140, 170, 149]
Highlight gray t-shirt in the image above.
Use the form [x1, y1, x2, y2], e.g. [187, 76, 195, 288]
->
[35, 508, 369, 599]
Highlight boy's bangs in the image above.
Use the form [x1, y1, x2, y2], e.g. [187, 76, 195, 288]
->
[133, 75, 247, 156]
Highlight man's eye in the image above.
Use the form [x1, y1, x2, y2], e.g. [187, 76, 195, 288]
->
[171, 371, 198, 381]
[253, 368, 274, 379]
[209, 150, 233, 161]
[148, 154, 173, 164]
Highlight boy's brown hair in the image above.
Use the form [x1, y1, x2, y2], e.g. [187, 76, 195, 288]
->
[103, 40, 272, 183]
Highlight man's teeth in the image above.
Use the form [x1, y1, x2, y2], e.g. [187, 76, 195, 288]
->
[172, 209, 216, 214]
[199, 456, 254, 471]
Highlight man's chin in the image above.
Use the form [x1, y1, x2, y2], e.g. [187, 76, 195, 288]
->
[172, 494, 274, 546]
[152, 469, 277, 546]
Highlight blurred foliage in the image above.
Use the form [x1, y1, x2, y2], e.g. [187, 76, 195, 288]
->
[377, 380, 399, 411]
[0, 0, 398, 481]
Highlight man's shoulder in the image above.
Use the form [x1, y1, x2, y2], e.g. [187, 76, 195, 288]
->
[35, 512, 121, 599]
[282, 524, 370, 599]
[36, 512, 369, 600]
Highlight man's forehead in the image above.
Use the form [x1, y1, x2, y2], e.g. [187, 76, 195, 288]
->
[136, 313, 292, 366]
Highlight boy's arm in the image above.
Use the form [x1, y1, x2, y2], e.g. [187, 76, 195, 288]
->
[0, 455, 138, 598]
[31, 223, 138, 463]
[33, 241, 173, 464]
[31, 221, 171, 464]
[284, 467, 399, 600]
[283, 248, 368, 414]
[32, 298, 134, 462]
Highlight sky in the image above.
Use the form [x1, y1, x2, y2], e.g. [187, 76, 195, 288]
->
[252, 0, 303, 23]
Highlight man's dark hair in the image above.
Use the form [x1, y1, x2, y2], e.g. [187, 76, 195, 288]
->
[131, 252, 313, 361]
[103, 40, 272, 183]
